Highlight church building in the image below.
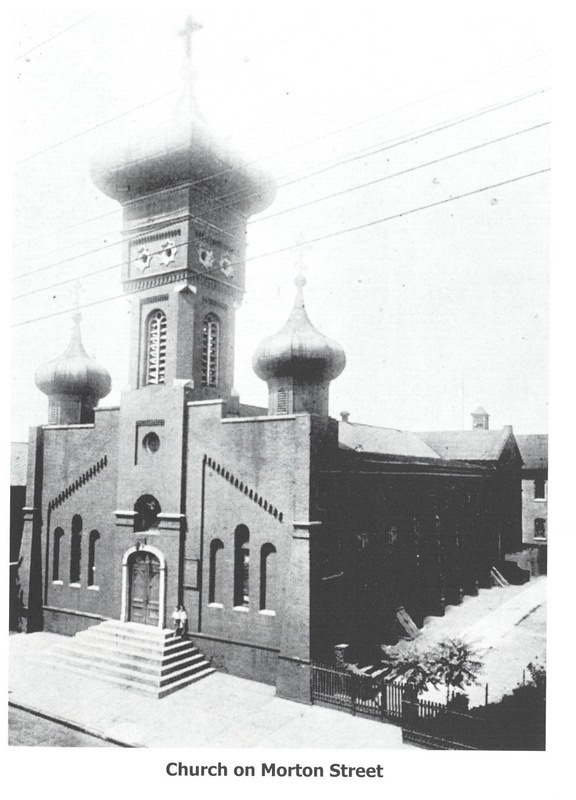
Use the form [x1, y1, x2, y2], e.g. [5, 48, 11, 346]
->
[15, 21, 524, 704]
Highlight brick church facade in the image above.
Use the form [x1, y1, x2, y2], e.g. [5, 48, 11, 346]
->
[15, 25, 524, 704]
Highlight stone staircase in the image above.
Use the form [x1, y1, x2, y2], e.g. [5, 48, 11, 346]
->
[42, 620, 215, 698]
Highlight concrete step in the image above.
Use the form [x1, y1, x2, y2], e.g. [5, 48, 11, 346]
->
[75, 630, 194, 660]
[158, 668, 216, 698]
[43, 620, 215, 698]
[49, 650, 213, 687]
[81, 621, 178, 644]
[52, 642, 206, 676]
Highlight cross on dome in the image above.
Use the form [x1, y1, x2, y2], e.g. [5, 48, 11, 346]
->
[178, 15, 203, 59]
[177, 15, 203, 113]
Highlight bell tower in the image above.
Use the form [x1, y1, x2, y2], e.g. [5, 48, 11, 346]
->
[90, 17, 275, 402]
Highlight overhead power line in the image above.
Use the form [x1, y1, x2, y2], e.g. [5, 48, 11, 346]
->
[12, 167, 550, 328]
[12, 58, 550, 249]
[12, 85, 550, 282]
[11, 121, 550, 302]
[15, 13, 95, 61]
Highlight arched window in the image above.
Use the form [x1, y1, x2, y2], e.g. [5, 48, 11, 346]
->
[134, 494, 161, 532]
[88, 530, 100, 587]
[70, 515, 82, 584]
[234, 525, 250, 607]
[202, 313, 220, 387]
[145, 309, 167, 385]
[208, 539, 224, 604]
[260, 544, 277, 612]
[276, 387, 288, 415]
[52, 527, 64, 581]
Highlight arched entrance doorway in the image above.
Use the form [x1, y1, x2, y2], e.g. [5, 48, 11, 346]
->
[121, 545, 166, 628]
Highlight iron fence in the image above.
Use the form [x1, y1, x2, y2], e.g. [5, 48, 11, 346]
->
[310, 663, 404, 724]
[401, 699, 488, 750]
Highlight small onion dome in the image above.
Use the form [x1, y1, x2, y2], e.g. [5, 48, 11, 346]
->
[253, 275, 346, 383]
[35, 313, 112, 402]
[90, 107, 276, 215]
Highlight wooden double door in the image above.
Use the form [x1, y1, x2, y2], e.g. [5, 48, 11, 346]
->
[128, 551, 160, 626]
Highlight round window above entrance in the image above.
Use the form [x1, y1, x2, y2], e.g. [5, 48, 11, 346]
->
[142, 431, 161, 453]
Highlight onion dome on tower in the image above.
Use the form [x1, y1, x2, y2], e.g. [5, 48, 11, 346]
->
[253, 275, 346, 417]
[35, 313, 112, 425]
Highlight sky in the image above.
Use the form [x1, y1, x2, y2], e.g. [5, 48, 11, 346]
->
[11, 0, 552, 441]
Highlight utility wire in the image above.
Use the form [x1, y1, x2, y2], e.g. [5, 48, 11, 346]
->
[12, 86, 550, 281]
[15, 13, 95, 61]
[13, 57, 550, 249]
[12, 167, 550, 327]
[14, 17, 322, 167]
[252, 122, 551, 225]
[15, 45, 549, 169]
[11, 121, 550, 302]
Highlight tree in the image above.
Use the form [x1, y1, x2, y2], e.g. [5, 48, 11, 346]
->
[429, 638, 483, 704]
[383, 637, 483, 704]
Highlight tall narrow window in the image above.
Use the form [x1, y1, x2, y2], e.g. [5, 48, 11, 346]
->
[70, 515, 82, 584]
[276, 388, 288, 414]
[208, 539, 224, 604]
[146, 309, 167, 385]
[534, 518, 546, 540]
[260, 544, 277, 612]
[234, 525, 250, 607]
[88, 530, 100, 587]
[52, 527, 64, 581]
[534, 478, 546, 499]
[202, 313, 220, 387]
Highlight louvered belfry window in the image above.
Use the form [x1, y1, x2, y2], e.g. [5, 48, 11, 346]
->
[276, 387, 288, 414]
[146, 310, 167, 385]
[202, 313, 220, 387]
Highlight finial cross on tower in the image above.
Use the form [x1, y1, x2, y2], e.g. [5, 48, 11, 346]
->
[178, 15, 203, 60]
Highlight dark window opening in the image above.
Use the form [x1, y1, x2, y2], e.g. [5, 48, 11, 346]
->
[52, 527, 64, 581]
[534, 478, 546, 499]
[70, 515, 82, 583]
[88, 530, 100, 586]
[134, 494, 161, 532]
[260, 543, 277, 611]
[208, 539, 224, 604]
[234, 525, 250, 607]
[534, 518, 546, 539]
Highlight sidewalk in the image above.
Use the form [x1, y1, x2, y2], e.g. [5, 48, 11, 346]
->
[8, 632, 412, 749]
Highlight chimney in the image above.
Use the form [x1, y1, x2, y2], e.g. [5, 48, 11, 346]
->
[340, 411, 350, 423]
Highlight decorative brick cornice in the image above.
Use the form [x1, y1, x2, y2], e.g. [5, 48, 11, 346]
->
[131, 228, 182, 247]
[123, 269, 189, 294]
[205, 455, 284, 522]
[48, 456, 108, 512]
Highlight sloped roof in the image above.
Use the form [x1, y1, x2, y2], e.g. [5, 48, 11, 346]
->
[419, 429, 512, 461]
[516, 434, 548, 470]
[11, 442, 28, 486]
[339, 422, 440, 459]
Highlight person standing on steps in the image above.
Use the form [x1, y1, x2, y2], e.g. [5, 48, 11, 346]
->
[171, 604, 183, 636]
[178, 605, 188, 637]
